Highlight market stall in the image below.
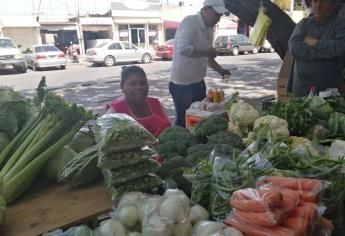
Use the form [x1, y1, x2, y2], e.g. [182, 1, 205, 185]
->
[1, 70, 345, 236]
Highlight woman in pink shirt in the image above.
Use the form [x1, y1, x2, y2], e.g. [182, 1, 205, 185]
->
[106, 66, 171, 137]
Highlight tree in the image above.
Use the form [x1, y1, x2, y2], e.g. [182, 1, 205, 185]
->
[224, 0, 296, 59]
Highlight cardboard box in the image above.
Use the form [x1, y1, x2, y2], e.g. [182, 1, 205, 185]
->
[277, 52, 294, 102]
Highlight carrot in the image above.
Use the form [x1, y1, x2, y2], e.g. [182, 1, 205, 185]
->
[262, 176, 324, 193]
[259, 189, 284, 208]
[232, 188, 261, 200]
[290, 203, 318, 222]
[282, 217, 312, 236]
[230, 197, 270, 212]
[235, 209, 282, 227]
[320, 217, 334, 231]
[225, 215, 297, 236]
[230, 188, 283, 212]
[301, 190, 320, 203]
[299, 179, 323, 192]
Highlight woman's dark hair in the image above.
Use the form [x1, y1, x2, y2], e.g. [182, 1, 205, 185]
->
[120, 65, 147, 88]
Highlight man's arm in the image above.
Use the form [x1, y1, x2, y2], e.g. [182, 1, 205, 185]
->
[208, 58, 231, 77]
[313, 23, 345, 58]
[289, 20, 323, 61]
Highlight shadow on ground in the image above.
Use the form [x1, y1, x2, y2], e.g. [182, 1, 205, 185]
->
[20, 56, 282, 121]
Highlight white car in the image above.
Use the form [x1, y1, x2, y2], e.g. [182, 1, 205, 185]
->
[23, 45, 67, 70]
[260, 40, 275, 53]
[85, 41, 152, 66]
[0, 37, 27, 73]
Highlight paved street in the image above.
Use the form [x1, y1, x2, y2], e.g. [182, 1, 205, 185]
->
[0, 53, 281, 120]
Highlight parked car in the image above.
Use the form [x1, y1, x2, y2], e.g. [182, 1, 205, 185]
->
[85, 41, 152, 66]
[260, 40, 275, 53]
[0, 37, 27, 73]
[155, 39, 174, 60]
[23, 45, 67, 70]
[214, 34, 258, 56]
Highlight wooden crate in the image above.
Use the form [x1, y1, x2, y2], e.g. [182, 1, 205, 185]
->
[1, 183, 111, 236]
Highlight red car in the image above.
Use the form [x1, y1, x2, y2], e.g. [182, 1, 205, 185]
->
[155, 39, 174, 60]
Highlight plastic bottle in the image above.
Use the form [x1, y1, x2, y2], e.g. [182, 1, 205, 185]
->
[213, 89, 221, 103]
[308, 86, 318, 98]
[207, 89, 214, 102]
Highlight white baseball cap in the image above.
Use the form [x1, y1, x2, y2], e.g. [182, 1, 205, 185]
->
[203, 0, 229, 15]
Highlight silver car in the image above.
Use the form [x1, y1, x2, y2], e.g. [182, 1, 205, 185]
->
[23, 45, 67, 70]
[85, 41, 152, 67]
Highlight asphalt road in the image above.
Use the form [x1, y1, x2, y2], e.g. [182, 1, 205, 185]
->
[0, 52, 282, 119]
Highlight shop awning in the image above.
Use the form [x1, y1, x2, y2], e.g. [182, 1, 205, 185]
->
[40, 24, 77, 31]
[0, 15, 40, 28]
[164, 20, 180, 29]
[79, 17, 113, 25]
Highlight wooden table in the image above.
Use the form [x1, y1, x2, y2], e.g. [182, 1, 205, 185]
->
[1, 182, 111, 236]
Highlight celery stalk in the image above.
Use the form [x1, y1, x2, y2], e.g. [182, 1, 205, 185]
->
[3, 119, 68, 182]
[0, 113, 40, 168]
[3, 122, 84, 203]
[0, 117, 48, 177]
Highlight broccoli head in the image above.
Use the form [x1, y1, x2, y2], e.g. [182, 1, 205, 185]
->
[158, 126, 197, 146]
[208, 131, 245, 150]
[156, 126, 198, 159]
[156, 155, 192, 178]
[195, 115, 228, 139]
[186, 143, 215, 165]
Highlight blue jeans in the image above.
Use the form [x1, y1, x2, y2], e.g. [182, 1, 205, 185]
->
[169, 80, 206, 127]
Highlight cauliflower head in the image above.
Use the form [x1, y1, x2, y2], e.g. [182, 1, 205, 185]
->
[253, 115, 290, 141]
[228, 101, 260, 127]
[227, 121, 245, 138]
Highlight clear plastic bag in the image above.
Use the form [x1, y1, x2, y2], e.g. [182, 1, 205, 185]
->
[183, 160, 212, 209]
[98, 149, 152, 169]
[230, 187, 283, 213]
[209, 146, 254, 220]
[96, 113, 157, 154]
[63, 225, 94, 236]
[102, 159, 160, 186]
[104, 174, 163, 200]
[225, 215, 296, 236]
[157, 189, 191, 224]
[257, 176, 326, 203]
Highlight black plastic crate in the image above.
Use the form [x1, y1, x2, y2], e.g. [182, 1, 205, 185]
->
[262, 96, 276, 111]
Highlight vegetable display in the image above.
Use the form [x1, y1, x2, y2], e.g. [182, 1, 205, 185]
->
[0, 77, 92, 203]
[226, 177, 333, 236]
[97, 113, 162, 200]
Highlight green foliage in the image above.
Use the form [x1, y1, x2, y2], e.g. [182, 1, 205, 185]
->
[68, 127, 95, 153]
[44, 146, 77, 182]
[0, 109, 17, 138]
[0, 133, 9, 151]
[266, 97, 316, 136]
[308, 96, 333, 120]
[195, 115, 228, 140]
[58, 145, 102, 187]
[208, 131, 245, 150]
[327, 112, 345, 135]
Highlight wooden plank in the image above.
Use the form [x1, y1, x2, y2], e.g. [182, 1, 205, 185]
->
[1, 183, 111, 236]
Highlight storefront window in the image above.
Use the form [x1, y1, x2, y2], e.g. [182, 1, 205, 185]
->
[149, 24, 159, 49]
[119, 24, 129, 42]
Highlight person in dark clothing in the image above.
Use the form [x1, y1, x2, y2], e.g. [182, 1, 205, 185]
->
[289, 0, 345, 96]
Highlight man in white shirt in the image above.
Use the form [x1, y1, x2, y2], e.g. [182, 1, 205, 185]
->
[169, 0, 231, 127]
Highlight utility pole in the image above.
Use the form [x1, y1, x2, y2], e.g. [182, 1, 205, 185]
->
[290, 0, 295, 16]
[32, 0, 35, 15]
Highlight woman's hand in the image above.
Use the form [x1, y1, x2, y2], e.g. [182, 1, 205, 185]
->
[303, 36, 318, 48]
